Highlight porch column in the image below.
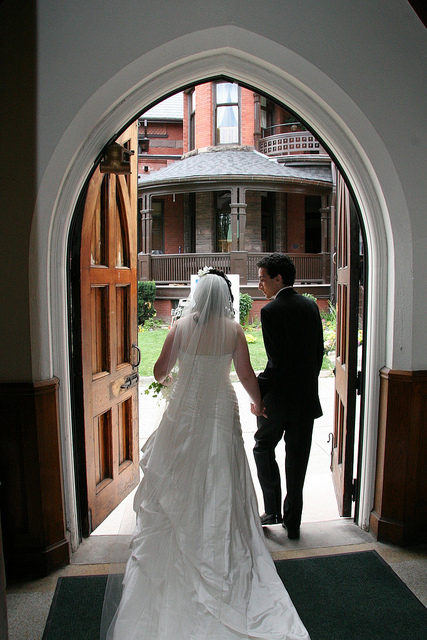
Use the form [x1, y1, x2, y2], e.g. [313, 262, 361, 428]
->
[230, 251, 248, 285]
[320, 196, 331, 284]
[230, 187, 247, 251]
[141, 193, 153, 255]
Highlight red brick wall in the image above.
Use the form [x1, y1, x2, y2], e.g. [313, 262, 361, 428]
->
[248, 295, 328, 322]
[153, 299, 172, 323]
[138, 121, 183, 175]
[154, 294, 327, 324]
[147, 122, 182, 156]
[315, 298, 329, 312]
[163, 194, 184, 254]
[249, 299, 269, 324]
[241, 87, 255, 146]
[195, 84, 213, 148]
[138, 157, 177, 173]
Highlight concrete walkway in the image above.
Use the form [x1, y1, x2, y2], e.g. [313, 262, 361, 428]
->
[92, 373, 340, 537]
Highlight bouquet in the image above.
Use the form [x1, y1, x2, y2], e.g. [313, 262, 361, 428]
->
[144, 368, 178, 404]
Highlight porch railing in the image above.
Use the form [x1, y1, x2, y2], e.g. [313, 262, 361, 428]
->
[139, 251, 329, 284]
[151, 253, 231, 283]
[248, 253, 326, 282]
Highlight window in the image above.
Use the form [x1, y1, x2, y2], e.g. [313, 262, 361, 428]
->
[188, 192, 196, 253]
[305, 196, 321, 253]
[216, 192, 231, 252]
[260, 96, 275, 136]
[188, 90, 196, 151]
[261, 192, 275, 252]
[215, 82, 240, 144]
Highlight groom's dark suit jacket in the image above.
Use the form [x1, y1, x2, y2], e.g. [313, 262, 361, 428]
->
[257, 287, 324, 421]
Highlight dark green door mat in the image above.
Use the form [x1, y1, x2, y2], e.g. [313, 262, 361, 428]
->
[42, 551, 427, 639]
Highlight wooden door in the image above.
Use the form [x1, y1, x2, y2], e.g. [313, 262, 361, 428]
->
[80, 125, 140, 532]
[331, 172, 360, 517]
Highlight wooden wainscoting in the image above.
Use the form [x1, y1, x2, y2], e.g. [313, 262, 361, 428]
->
[370, 368, 427, 546]
[0, 378, 69, 578]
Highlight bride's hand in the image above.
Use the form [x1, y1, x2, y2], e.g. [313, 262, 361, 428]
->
[250, 403, 267, 418]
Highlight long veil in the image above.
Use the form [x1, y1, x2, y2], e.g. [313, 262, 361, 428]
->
[100, 271, 310, 639]
[100, 272, 237, 639]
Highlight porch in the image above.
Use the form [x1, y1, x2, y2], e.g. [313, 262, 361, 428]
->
[138, 251, 332, 320]
[138, 250, 331, 285]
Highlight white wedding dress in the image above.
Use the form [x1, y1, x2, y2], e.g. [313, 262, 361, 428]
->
[106, 348, 310, 639]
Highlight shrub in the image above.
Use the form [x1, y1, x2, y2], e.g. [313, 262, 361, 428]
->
[245, 333, 257, 343]
[302, 292, 317, 303]
[321, 302, 337, 354]
[138, 280, 156, 327]
[239, 293, 253, 327]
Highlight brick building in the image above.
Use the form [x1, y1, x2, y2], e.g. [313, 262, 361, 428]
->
[138, 82, 335, 321]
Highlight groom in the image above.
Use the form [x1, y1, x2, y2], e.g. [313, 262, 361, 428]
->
[252, 253, 324, 539]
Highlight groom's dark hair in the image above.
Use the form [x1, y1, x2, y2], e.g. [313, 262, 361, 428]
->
[257, 253, 296, 286]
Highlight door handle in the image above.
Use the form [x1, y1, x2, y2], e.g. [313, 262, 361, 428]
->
[327, 432, 335, 471]
[132, 343, 141, 370]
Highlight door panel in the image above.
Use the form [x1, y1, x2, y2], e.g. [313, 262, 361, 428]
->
[80, 125, 139, 532]
[332, 172, 360, 516]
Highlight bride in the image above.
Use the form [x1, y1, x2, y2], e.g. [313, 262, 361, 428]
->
[103, 269, 310, 640]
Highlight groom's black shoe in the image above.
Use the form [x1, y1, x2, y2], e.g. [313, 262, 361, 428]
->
[260, 513, 283, 525]
[282, 521, 300, 540]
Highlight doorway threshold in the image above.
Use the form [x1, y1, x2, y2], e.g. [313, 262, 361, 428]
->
[71, 518, 373, 566]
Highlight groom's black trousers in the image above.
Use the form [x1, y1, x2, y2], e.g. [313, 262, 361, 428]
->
[254, 400, 314, 530]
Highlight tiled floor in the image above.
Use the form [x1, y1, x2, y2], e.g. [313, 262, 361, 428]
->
[5, 376, 427, 639]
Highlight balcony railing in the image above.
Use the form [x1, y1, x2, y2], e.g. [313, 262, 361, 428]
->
[259, 130, 327, 157]
[139, 252, 329, 284]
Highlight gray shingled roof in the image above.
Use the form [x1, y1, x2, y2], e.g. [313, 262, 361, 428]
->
[140, 92, 183, 120]
[138, 146, 332, 189]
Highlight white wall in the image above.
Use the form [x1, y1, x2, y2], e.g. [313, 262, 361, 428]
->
[0, 0, 424, 544]
[1, 0, 426, 385]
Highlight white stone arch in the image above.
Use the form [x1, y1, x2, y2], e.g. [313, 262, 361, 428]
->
[30, 27, 412, 550]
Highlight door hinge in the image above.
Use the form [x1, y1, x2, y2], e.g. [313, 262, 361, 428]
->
[352, 478, 358, 501]
[88, 508, 92, 534]
[356, 370, 363, 395]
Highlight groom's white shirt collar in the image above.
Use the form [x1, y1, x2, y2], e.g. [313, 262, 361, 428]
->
[274, 285, 293, 299]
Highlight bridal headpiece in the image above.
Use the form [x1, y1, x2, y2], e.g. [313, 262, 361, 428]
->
[197, 266, 213, 277]
[194, 267, 234, 319]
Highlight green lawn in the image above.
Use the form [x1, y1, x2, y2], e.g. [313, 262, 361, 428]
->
[137, 326, 267, 377]
[138, 328, 170, 377]
[138, 326, 332, 377]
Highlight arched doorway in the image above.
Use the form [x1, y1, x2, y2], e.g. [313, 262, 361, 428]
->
[69, 82, 366, 541]
[38, 38, 394, 552]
